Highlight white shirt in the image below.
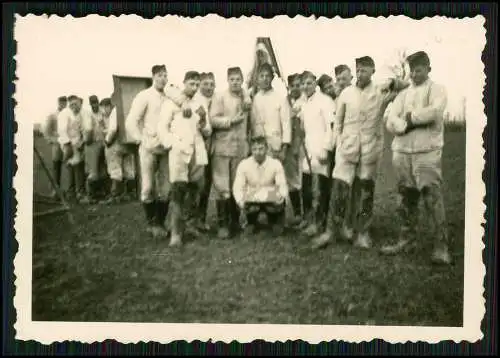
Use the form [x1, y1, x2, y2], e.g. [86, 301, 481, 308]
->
[232, 155, 288, 208]
[125, 86, 167, 151]
[57, 107, 83, 147]
[251, 88, 291, 151]
[301, 90, 336, 157]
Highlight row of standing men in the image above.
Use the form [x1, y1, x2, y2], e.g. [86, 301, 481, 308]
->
[44, 50, 451, 265]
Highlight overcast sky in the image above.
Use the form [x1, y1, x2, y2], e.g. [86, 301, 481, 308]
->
[14, 14, 485, 124]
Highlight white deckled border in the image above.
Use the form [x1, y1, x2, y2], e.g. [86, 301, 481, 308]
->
[12, 14, 486, 344]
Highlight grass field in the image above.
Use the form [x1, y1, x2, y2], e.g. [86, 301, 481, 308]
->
[32, 125, 466, 326]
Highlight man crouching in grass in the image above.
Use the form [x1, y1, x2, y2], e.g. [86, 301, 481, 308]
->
[232, 136, 289, 237]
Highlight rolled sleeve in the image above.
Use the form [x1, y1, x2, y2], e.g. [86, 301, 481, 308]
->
[274, 160, 289, 201]
[386, 90, 406, 134]
[125, 91, 147, 142]
[209, 94, 232, 129]
[280, 98, 292, 145]
[57, 111, 71, 146]
[105, 108, 118, 144]
[232, 161, 247, 208]
[411, 84, 448, 126]
[158, 101, 175, 149]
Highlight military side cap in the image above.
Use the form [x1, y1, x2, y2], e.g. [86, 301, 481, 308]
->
[355, 56, 375, 68]
[406, 51, 431, 68]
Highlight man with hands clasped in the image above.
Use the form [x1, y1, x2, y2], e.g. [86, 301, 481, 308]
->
[232, 136, 289, 236]
[381, 51, 451, 265]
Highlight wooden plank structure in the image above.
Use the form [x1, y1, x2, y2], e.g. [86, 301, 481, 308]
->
[111, 75, 153, 196]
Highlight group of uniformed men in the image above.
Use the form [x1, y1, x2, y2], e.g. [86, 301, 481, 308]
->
[43, 50, 452, 265]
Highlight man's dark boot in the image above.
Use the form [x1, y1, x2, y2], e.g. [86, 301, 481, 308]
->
[170, 183, 187, 247]
[422, 185, 452, 265]
[155, 199, 171, 238]
[124, 179, 137, 201]
[105, 180, 123, 204]
[288, 189, 303, 227]
[317, 174, 331, 232]
[311, 179, 350, 250]
[80, 179, 98, 204]
[229, 196, 241, 235]
[343, 177, 361, 241]
[216, 199, 230, 239]
[381, 186, 420, 255]
[143, 201, 157, 234]
[302, 173, 313, 219]
[354, 179, 376, 249]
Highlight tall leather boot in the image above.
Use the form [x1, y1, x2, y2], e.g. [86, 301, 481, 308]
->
[155, 199, 170, 238]
[380, 186, 420, 255]
[318, 175, 332, 233]
[80, 179, 98, 204]
[422, 185, 452, 265]
[124, 178, 137, 201]
[216, 199, 230, 239]
[105, 180, 122, 204]
[301, 173, 313, 223]
[288, 190, 303, 227]
[354, 179, 376, 249]
[229, 196, 241, 236]
[342, 177, 361, 241]
[302, 175, 325, 237]
[170, 183, 187, 247]
[143, 201, 157, 234]
[311, 179, 350, 250]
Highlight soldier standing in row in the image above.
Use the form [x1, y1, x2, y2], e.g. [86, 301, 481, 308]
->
[300, 71, 336, 237]
[125, 64, 171, 239]
[57, 95, 87, 202]
[103, 97, 137, 202]
[382, 51, 451, 265]
[42, 96, 67, 197]
[285, 73, 307, 227]
[312, 56, 408, 250]
[210, 67, 252, 239]
[192, 72, 217, 231]
[159, 71, 211, 247]
[250, 63, 291, 163]
[81, 95, 108, 204]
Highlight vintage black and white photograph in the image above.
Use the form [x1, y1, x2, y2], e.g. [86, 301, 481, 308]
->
[14, 14, 485, 343]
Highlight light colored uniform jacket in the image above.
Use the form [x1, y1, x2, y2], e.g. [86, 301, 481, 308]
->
[158, 97, 211, 167]
[209, 89, 250, 158]
[335, 81, 388, 165]
[125, 86, 168, 155]
[387, 79, 448, 153]
[301, 91, 336, 176]
[193, 91, 215, 155]
[250, 88, 291, 153]
[232, 155, 288, 208]
[82, 108, 107, 143]
[42, 111, 60, 144]
[57, 107, 85, 165]
[289, 94, 306, 155]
